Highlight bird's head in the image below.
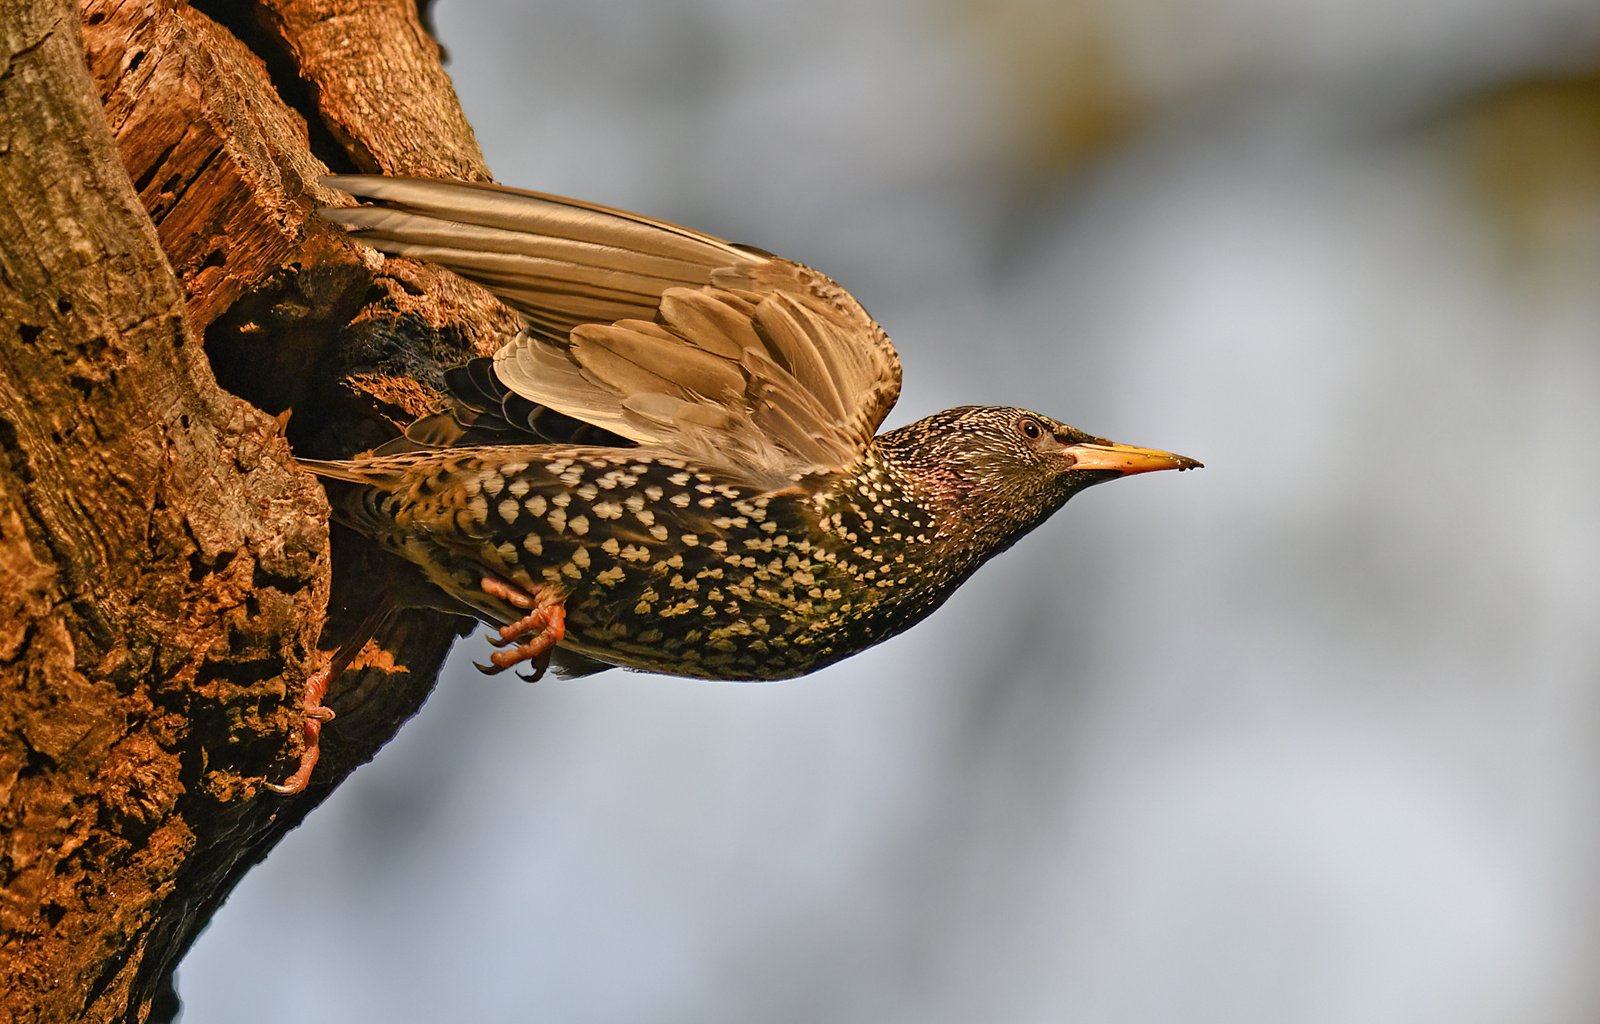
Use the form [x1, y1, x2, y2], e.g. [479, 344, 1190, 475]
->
[875, 406, 1201, 558]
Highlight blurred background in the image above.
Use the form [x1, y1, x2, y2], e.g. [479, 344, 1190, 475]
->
[183, 0, 1600, 1020]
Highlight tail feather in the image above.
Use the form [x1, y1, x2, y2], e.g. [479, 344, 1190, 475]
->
[296, 457, 383, 485]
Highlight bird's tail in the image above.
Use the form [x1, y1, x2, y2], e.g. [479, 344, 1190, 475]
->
[295, 457, 386, 485]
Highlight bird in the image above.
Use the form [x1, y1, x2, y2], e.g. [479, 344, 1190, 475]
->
[271, 174, 1201, 793]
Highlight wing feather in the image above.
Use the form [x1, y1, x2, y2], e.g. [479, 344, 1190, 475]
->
[322, 175, 902, 485]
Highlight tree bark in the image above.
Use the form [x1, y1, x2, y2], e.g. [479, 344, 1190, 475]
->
[0, 1, 506, 1019]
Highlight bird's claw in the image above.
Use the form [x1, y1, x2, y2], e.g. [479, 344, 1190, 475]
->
[474, 652, 551, 683]
[268, 664, 337, 795]
[475, 576, 566, 681]
[267, 602, 395, 796]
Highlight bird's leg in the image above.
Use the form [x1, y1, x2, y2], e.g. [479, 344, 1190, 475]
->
[475, 575, 566, 682]
[269, 601, 394, 795]
[267, 666, 337, 796]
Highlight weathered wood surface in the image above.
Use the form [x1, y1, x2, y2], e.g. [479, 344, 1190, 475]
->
[0, 1, 511, 1019]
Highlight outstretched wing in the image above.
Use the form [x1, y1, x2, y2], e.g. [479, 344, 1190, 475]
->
[321, 175, 901, 486]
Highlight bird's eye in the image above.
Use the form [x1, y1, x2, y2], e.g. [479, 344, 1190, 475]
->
[1018, 417, 1043, 440]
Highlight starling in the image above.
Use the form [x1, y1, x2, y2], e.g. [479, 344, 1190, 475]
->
[272, 175, 1200, 792]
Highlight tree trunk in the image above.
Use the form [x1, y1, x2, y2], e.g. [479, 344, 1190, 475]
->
[0, 1, 506, 1019]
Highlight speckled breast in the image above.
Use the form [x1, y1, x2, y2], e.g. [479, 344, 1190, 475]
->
[387, 448, 948, 681]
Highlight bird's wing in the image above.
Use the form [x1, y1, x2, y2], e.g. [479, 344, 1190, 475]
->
[321, 175, 902, 486]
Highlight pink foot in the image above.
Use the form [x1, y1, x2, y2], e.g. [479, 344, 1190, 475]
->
[268, 664, 337, 795]
[268, 601, 393, 795]
[475, 576, 567, 682]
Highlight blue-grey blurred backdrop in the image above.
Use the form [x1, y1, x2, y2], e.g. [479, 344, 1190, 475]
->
[183, 0, 1600, 1020]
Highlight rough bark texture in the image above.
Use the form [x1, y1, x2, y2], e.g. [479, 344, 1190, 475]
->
[0, 1, 510, 1020]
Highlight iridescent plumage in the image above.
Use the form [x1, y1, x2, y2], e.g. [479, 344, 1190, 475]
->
[272, 175, 1200, 792]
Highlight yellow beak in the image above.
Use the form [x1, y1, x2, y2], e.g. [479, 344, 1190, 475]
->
[1064, 442, 1204, 475]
